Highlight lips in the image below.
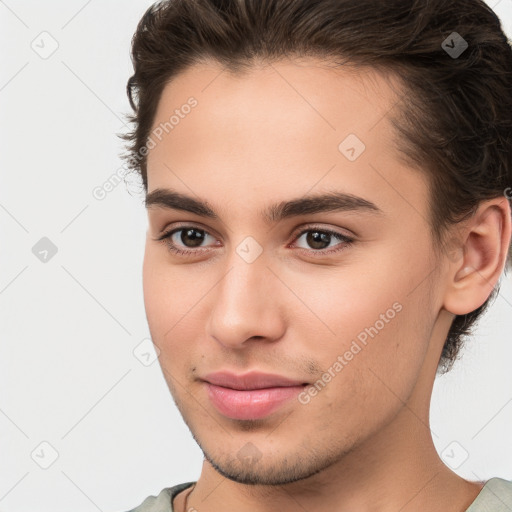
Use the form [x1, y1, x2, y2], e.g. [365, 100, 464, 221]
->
[203, 371, 306, 390]
[202, 371, 308, 420]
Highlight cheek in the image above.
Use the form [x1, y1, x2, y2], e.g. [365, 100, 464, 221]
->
[294, 284, 431, 440]
[143, 248, 184, 346]
[292, 251, 433, 398]
[143, 245, 196, 321]
[285, 257, 407, 345]
[142, 248, 168, 335]
[142, 246, 213, 367]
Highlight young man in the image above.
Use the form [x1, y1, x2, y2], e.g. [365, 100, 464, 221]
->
[120, 0, 512, 510]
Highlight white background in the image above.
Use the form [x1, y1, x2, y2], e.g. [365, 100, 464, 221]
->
[1, 1, 511, 511]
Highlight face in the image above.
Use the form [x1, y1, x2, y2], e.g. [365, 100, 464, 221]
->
[143, 57, 446, 485]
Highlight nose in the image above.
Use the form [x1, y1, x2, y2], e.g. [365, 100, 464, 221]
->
[205, 254, 286, 350]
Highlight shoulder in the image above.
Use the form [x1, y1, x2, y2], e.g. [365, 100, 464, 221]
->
[124, 482, 196, 512]
[466, 477, 512, 512]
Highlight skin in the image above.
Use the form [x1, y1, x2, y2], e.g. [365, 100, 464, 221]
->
[142, 57, 511, 512]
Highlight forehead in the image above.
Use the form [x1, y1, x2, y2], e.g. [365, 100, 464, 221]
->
[149, 56, 403, 141]
[146, 57, 428, 222]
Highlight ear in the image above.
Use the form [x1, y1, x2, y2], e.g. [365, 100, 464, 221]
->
[443, 197, 511, 316]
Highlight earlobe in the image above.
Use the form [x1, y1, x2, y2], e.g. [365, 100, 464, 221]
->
[443, 198, 511, 316]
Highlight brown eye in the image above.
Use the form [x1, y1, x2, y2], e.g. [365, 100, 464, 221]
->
[293, 227, 354, 254]
[304, 231, 332, 250]
[178, 228, 207, 248]
[157, 225, 218, 256]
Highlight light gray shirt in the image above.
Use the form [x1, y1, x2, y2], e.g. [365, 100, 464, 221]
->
[125, 477, 512, 511]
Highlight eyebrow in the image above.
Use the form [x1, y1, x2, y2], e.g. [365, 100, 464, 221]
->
[145, 187, 383, 224]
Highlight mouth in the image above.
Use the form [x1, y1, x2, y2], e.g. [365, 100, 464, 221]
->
[202, 371, 309, 420]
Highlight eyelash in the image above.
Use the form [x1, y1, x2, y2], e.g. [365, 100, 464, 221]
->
[156, 224, 354, 258]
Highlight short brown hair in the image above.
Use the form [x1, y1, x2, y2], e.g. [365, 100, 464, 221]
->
[120, 0, 512, 374]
